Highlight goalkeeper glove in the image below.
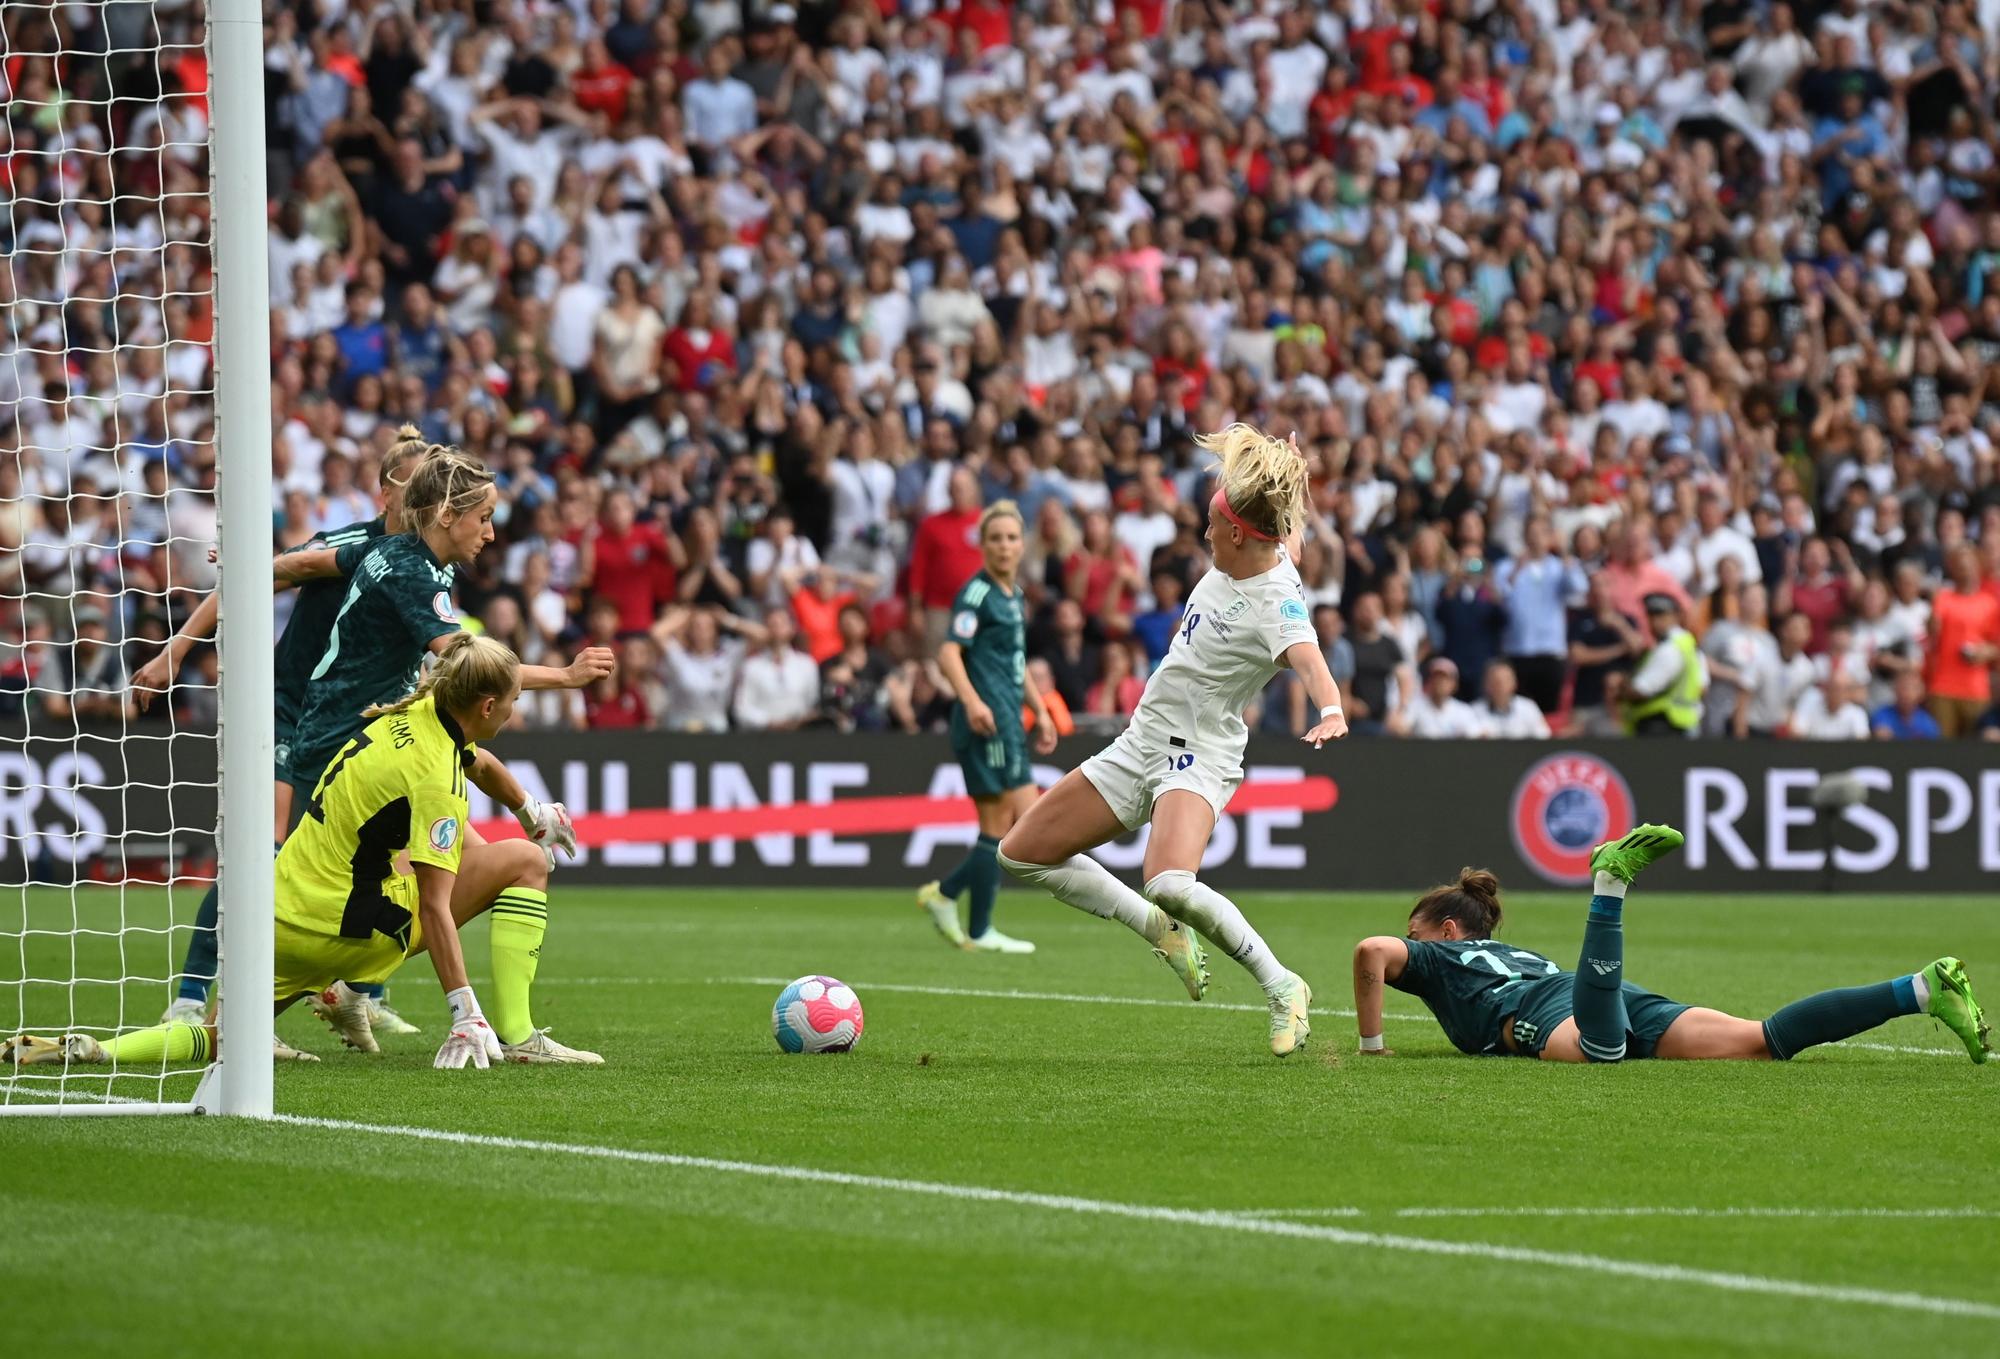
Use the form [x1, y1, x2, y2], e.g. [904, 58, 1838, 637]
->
[513, 795, 577, 868]
[435, 986, 505, 1070]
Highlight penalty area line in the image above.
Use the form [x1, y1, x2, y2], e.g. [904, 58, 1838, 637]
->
[263, 1113, 2000, 1322]
[711, 975, 1437, 1022]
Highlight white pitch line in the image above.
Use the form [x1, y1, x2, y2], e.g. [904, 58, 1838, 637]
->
[261, 1113, 2000, 1322]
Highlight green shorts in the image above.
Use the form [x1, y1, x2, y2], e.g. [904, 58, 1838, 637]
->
[1503, 975, 1691, 1060]
[950, 722, 1030, 799]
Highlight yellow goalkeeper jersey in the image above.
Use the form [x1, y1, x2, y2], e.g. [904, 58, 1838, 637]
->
[274, 694, 476, 948]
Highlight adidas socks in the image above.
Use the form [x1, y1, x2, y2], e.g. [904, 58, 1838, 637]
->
[1573, 871, 1630, 1063]
[1762, 976, 1926, 1060]
[943, 835, 1002, 939]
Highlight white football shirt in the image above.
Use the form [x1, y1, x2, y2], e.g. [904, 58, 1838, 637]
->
[1130, 551, 1317, 757]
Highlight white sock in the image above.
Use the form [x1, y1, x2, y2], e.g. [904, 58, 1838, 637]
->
[1146, 872, 1287, 992]
[998, 851, 1165, 943]
[1592, 872, 1629, 899]
[1911, 970, 1932, 1011]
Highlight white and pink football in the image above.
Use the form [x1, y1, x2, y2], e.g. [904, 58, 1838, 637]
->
[772, 975, 864, 1053]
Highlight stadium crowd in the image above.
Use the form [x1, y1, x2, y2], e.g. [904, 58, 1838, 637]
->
[6, 0, 2000, 742]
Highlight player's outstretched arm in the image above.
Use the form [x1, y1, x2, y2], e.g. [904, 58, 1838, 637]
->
[1283, 640, 1349, 747]
[518, 646, 618, 691]
[414, 862, 504, 1070]
[1352, 936, 1410, 1056]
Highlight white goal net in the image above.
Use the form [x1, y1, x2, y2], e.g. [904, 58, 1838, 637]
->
[1, 0, 271, 1114]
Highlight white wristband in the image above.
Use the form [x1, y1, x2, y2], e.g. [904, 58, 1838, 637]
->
[445, 986, 483, 1026]
[1320, 705, 1344, 718]
[1358, 1034, 1385, 1052]
[513, 795, 544, 831]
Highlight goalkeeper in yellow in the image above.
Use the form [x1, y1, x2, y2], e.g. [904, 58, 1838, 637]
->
[4, 633, 597, 1071]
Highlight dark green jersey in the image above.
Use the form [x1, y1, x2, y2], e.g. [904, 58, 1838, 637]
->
[273, 517, 385, 733]
[1390, 938, 1565, 1055]
[946, 571, 1026, 735]
[286, 533, 459, 786]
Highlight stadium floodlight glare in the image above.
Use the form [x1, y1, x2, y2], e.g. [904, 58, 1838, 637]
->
[1, 0, 272, 1116]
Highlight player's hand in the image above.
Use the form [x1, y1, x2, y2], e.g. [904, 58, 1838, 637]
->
[1031, 721, 1058, 755]
[965, 698, 997, 737]
[436, 986, 505, 1068]
[565, 646, 617, 689]
[1303, 710, 1348, 748]
[132, 649, 178, 712]
[434, 1018, 504, 1069]
[514, 795, 577, 864]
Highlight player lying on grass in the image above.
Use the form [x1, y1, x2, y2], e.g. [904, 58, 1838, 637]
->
[1352, 825, 1991, 1064]
[1000, 425, 1347, 1056]
[271, 450, 610, 1058]
[5, 634, 602, 1071]
[918, 499, 1059, 954]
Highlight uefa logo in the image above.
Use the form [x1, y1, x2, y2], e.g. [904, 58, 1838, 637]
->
[1510, 753, 1635, 884]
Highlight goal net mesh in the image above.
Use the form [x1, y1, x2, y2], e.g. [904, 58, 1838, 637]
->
[1, 0, 222, 1109]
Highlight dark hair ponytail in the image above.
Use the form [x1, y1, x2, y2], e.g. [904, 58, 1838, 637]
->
[1410, 867, 1504, 938]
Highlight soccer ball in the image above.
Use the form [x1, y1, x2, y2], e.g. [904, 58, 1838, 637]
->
[772, 975, 864, 1053]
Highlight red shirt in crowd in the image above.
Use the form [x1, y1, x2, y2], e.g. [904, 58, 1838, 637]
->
[585, 680, 651, 729]
[663, 325, 736, 392]
[1790, 574, 1851, 655]
[571, 59, 635, 122]
[909, 507, 984, 610]
[1929, 587, 2000, 701]
[948, 0, 1014, 51]
[792, 584, 859, 663]
[589, 518, 676, 632]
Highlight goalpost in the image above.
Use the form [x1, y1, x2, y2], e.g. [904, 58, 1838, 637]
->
[0, 0, 271, 1115]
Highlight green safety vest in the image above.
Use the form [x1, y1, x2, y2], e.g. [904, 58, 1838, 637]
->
[1626, 630, 1703, 732]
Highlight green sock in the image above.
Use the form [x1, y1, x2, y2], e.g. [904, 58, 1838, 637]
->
[965, 835, 1001, 938]
[488, 887, 548, 1045]
[99, 1022, 210, 1065]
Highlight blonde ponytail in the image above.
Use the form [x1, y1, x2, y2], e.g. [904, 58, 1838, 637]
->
[401, 448, 497, 532]
[363, 632, 520, 723]
[1195, 423, 1308, 542]
[381, 425, 439, 488]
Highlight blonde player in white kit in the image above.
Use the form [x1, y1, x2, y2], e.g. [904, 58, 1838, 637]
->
[998, 425, 1349, 1055]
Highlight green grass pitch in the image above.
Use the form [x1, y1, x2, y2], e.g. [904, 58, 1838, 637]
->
[3, 884, 1996, 1356]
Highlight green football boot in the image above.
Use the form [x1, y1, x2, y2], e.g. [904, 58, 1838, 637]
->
[1920, 957, 1992, 1065]
[1589, 824, 1685, 884]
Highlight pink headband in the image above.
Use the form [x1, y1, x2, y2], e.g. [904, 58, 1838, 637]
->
[1211, 488, 1274, 542]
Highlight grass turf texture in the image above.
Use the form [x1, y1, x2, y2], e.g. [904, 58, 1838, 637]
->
[3, 885, 1995, 1357]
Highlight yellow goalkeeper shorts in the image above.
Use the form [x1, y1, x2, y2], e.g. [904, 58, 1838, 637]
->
[272, 873, 426, 1005]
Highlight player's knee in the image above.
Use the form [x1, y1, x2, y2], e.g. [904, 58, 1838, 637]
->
[996, 847, 1044, 883]
[509, 839, 549, 889]
[1142, 869, 1197, 911]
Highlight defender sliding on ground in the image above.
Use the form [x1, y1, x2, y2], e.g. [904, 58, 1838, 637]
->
[1353, 825, 1991, 1064]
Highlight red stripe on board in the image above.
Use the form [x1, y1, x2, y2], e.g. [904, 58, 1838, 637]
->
[472, 776, 1338, 847]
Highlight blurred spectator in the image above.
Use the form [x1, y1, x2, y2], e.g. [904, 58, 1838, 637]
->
[1927, 545, 2000, 737]
[1791, 672, 1872, 740]
[1346, 593, 1409, 736]
[1398, 657, 1480, 740]
[733, 608, 820, 730]
[1624, 594, 1707, 738]
[1472, 661, 1552, 740]
[1873, 671, 1942, 740]
[1492, 517, 1584, 714]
